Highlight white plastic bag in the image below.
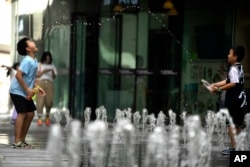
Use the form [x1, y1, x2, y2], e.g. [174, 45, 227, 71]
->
[11, 109, 17, 125]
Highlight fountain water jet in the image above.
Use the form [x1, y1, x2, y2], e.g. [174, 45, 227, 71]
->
[86, 120, 108, 167]
[46, 124, 64, 167]
[67, 120, 82, 167]
[144, 127, 167, 167]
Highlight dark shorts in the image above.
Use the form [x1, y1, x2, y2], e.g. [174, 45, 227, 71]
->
[225, 96, 246, 128]
[10, 93, 36, 113]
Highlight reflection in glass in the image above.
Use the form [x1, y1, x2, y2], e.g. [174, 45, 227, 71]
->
[99, 17, 117, 68]
[45, 25, 70, 109]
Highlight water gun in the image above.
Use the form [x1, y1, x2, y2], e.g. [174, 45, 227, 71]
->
[33, 85, 45, 95]
[27, 85, 46, 100]
[201, 79, 212, 93]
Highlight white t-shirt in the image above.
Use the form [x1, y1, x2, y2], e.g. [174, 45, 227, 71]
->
[37, 63, 57, 82]
[10, 69, 17, 81]
[228, 65, 243, 83]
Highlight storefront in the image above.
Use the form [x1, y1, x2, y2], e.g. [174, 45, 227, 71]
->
[9, 0, 250, 122]
[69, 0, 183, 120]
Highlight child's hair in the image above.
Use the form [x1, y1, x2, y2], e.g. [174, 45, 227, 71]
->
[17, 37, 29, 56]
[232, 45, 245, 62]
[40, 51, 53, 64]
[7, 62, 20, 77]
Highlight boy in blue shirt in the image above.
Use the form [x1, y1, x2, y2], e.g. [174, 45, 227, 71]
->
[10, 37, 44, 148]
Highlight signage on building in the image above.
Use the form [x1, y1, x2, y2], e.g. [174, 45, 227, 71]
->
[103, 0, 139, 6]
[99, 68, 178, 76]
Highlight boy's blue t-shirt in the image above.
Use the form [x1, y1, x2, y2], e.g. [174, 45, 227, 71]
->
[9, 55, 38, 97]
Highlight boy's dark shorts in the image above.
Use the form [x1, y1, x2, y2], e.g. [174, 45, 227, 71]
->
[225, 98, 246, 128]
[10, 93, 36, 113]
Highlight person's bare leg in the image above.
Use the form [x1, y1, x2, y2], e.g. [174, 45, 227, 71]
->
[21, 112, 34, 141]
[14, 113, 26, 143]
[228, 126, 236, 148]
[235, 127, 241, 135]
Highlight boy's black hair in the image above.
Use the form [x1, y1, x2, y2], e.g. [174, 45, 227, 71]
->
[7, 62, 20, 77]
[232, 45, 245, 62]
[40, 51, 53, 64]
[17, 37, 29, 56]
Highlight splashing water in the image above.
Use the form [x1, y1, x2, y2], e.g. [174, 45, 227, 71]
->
[46, 124, 64, 167]
[86, 120, 108, 167]
[144, 127, 167, 167]
[67, 120, 82, 167]
[45, 107, 236, 167]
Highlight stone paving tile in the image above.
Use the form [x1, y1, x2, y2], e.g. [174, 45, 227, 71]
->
[0, 143, 69, 167]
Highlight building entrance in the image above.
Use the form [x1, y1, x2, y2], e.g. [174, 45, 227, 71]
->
[70, 13, 181, 121]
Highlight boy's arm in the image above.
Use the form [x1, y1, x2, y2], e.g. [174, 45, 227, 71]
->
[210, 80, 226, 94]
[211, 80, 227, 88]
[15, 70, 34, 99]
[219, 82, 236, 91]
[211, 80, 236, 93]
[33, 79, 46, 96]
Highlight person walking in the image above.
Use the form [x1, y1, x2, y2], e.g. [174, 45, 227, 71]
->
[9, 37, 44, 148]
[36, 51, 57, 126]
[211, 45, 247, 155]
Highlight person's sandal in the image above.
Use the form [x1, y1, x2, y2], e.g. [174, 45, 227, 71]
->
[22, 141, 34, 149]
[11, 141, 22, 148]
[221, 147, 235, 155]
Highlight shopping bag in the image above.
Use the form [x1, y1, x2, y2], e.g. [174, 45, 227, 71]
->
[11, 109, 17, 125]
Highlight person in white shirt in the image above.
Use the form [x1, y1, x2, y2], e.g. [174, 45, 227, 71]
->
[2, 62, 20, 81]
[36, 51, 57, 126]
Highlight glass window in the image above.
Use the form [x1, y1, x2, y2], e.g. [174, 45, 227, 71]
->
[181, 0, 234, 115]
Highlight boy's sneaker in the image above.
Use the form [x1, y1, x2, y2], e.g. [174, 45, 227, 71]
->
[37, 119, 43, 126]
[11, 141, 22, 148]
[22, 141, 34, 149]
[11, 141, 34, 149]
[45, 117, 51, 126]
[221, 147, 235, 155]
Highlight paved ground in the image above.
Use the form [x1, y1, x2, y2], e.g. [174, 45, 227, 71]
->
[0, 114, 231, 167]
[0, 115, 69, 167]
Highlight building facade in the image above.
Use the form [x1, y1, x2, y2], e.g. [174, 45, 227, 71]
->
[8, 0, 250, 122]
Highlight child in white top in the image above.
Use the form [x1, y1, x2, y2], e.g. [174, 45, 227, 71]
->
[1, 62, 20, 124]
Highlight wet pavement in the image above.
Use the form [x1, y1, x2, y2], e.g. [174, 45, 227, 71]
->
[0, 116, 49, 149]
[0, 115, 69, 167]
[0, 114, 231, 167]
